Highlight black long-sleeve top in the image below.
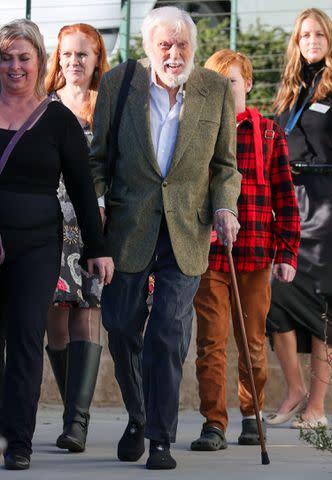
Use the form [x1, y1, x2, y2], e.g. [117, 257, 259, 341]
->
[0, 101, 108, 259]
[278, 60, 332, 165]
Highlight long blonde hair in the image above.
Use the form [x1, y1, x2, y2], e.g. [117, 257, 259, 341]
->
[274, 8, 332, 115]
[45, 23, 109, 125]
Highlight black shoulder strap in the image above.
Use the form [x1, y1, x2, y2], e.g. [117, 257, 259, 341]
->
[107, 59, 137, 187]
[0, 97, 51, 176]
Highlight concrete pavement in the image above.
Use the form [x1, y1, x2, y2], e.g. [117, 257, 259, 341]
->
[1, 407, 331, 479]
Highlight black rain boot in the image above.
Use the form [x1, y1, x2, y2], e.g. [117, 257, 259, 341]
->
[56, 341, 102, 453]
[45, 345, 68, 404]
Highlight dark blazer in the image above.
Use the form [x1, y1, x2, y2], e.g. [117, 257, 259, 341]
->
[90, 58, 241, 276]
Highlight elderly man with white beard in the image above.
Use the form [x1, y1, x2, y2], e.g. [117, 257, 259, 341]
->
[89, 6, 241, 470]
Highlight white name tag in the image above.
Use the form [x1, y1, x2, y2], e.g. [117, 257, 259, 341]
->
[309, 102, 330, 114]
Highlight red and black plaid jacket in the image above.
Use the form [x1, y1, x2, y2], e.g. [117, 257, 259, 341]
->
[209, 116, 300, 273]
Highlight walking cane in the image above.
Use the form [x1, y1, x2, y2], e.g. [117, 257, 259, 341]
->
[226, 243, 270, 465]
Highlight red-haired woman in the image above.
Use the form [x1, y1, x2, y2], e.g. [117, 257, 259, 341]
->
[45, 24, 109, 453]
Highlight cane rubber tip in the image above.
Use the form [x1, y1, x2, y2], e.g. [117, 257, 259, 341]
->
[261, 451, 270, 465]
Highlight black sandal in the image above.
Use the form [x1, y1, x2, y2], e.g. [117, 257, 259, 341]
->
[190, 425, 228, 451]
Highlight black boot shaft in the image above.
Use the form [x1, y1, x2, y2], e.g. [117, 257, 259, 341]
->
[63, 341, 102, 424]
[45, 345, 67, 404]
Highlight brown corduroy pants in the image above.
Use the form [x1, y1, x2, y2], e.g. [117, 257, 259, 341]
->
[194, 266, 271, 431]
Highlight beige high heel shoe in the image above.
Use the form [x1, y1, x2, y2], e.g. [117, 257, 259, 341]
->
[291, 415, 328, 429]
[266, 395, 308, 425]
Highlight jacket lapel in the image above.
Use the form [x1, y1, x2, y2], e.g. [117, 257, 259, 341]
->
[127, 60, 162, 176]
[168, 69, 209, 175]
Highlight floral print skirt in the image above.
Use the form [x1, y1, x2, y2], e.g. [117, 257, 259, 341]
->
[53, 178, 102, 308]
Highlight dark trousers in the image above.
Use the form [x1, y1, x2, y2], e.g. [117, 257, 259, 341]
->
[102, 220, 200, 443]
[0, 311, 5, 430]
[0, 226, 60, 455]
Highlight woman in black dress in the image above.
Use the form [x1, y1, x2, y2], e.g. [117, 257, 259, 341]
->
[266, 8, 332, 428]
[45, 24, 109, 453]
[0, 19, 113, 469]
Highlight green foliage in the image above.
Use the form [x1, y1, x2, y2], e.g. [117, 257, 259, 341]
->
[195, 18, 289, 115]
[195, 18, 230, 65]
[112, 17, 290, 115]
[237, 21, 289, 115]
[129, 37, 145, 61]
[300, 426, 332, 453]
[109, 38, 144, 67]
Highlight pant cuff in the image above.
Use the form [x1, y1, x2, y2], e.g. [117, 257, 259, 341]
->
[144, 426, 176, 444]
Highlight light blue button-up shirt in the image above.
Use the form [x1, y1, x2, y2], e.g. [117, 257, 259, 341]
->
[149, 69, 183, 178]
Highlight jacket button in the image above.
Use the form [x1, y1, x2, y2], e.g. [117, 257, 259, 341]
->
[162, 181, 168, 187]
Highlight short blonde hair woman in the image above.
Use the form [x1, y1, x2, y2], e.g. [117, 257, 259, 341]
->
[0, 19, 113, 470]
[0, 18, 47, 98]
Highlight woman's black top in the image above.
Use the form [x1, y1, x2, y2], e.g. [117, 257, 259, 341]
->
[278, 60, 332, 295]
[278, 60, 332, 166]
[0, 101, 107, 260]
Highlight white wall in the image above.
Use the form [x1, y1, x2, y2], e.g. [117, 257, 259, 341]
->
[238, 0, 332, 31]
[1, 0, 121, 52]
[1, 0, 332, 53]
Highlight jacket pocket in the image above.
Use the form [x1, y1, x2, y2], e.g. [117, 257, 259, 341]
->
[197, 208, 213, 225]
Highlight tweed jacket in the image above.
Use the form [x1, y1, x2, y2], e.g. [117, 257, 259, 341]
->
[89, 59, 241, 276]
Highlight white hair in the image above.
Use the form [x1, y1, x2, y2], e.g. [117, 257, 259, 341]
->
[141, 6, 197, 54]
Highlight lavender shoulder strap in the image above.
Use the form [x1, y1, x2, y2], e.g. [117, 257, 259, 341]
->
[0, 97, 51, 175]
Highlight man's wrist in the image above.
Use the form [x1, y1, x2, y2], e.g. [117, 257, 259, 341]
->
[214, 208, 237, 216]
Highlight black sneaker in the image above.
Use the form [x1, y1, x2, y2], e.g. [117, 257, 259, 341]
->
[146, 441, 176, 470]
[117, 421, 145, 461]
[238, 418, 267, 446]
[4, 451, 30, 470]
[191, 425, 228, 451]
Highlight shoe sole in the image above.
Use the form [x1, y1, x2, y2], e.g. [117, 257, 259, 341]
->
[191, 441, 228, 451]
[146, 455, 177, 470]
[238, 437, 265, 446]
[56, 436, 85, 452]
[4, 461, 30, 470]
[146, 464, 176, 470]
[5, 464, 30, 470]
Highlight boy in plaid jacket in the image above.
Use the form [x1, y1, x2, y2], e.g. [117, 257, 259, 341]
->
[191, 50, 300, 450]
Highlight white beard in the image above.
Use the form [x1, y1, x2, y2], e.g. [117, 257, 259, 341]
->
[150, 55, 195, 88]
